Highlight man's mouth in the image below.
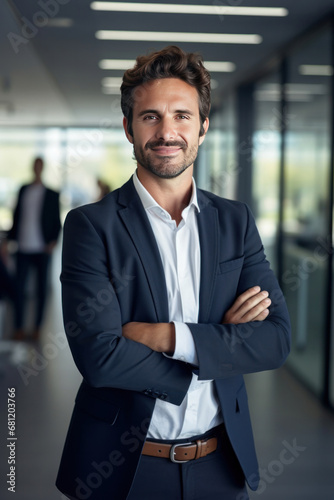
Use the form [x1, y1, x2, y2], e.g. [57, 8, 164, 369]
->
[151, 146, 182, 155]
[146, 141, 186, 155]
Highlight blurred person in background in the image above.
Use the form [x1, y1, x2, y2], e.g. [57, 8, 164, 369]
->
[5, 157, 61, 341]
[96, 178, 111, 201]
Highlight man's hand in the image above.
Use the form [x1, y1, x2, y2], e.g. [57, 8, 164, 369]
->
[222, 286, 271, 325]
[122, 322, 175, 355]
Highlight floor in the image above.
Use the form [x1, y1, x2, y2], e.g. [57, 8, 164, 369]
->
[0, 247, 334, 500]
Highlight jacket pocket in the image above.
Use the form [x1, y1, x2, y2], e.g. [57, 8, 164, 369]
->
[218, 256, 244, 275]
[75, 390, 120, 425]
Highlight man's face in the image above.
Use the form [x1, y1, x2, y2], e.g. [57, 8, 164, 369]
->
[124, 78, 209, 179]
[33, 160, 43, 178]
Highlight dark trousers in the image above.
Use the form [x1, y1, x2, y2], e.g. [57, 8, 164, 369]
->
[15, 251, 50, 330]
[0, 258, 16, 302]
[127, 425, 249, 500]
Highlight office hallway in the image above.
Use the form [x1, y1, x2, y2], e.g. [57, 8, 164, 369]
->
[0, 244, 333, 500]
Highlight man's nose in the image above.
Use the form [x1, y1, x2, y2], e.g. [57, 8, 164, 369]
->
[154, 117, 176, 141]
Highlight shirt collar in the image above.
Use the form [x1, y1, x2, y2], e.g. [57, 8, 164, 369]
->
[133, 170, 200, 220]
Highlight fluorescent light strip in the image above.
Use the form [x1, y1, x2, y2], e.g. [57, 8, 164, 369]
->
[101, 77, 219, 91]
[299, 65, 333, 76]
[99, 59, 135, 70]
[99, 59, 236, 72]
[259, 83, 327, 94]
[96, 31, 262, 44]
[101, 77, 123, 87]
[91, 2, 288, 17]
[47, 18, 73, 27]
[205, 61, 236, 72]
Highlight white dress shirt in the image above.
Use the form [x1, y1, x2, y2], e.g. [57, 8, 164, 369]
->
[133, 172, 223, 440]
[17, 183, 46, 253]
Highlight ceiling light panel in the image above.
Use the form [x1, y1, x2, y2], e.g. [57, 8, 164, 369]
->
[99, 59, 236, 72]
[91, 2, 288, 17]
[96, 31, 262, 44]
[299, 65, 334, 76]
[99, 59, 135, 70]
[101, 77, 123, 87]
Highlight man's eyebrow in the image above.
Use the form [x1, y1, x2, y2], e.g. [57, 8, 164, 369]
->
[175, 109, 194, 115]
[137, 108, 195, 117]
[137, 109, 159, 117]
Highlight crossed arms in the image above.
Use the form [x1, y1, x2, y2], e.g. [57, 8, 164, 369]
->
[122, 286, 272, 355]
[61, 201, 290, 396]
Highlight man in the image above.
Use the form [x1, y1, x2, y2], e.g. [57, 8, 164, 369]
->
[56, 46, 290, 500]
[7, 157, 61, 340]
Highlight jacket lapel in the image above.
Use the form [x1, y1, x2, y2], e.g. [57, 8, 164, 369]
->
[118, 179, 170, 322]
[197, 190, 219, 323]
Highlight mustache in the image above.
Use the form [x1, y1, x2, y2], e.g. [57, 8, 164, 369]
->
[145, 140, 186, 150]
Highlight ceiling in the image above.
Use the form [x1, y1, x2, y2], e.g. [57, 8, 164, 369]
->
[1, 0, 334, 128]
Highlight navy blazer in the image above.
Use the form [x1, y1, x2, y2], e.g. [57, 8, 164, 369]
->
[56, 178, 290, 500]
[8, 184, 61, 246]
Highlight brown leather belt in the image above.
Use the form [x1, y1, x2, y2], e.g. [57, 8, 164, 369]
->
[142, 436, 218, 463]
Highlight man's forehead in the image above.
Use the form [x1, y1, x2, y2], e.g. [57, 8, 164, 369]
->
[132, 78, 199, 110]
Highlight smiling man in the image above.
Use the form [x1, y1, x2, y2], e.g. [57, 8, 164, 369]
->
[56, 46, 290, 500]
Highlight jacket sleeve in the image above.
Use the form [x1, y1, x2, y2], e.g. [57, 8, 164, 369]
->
[7, 186, 24, 241]
[61, 208, 192, 405]
[187, 204, 291, 381]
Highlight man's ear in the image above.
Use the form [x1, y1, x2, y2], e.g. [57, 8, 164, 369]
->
[199, 117, 209, 146]
[123, 117, 134, 144]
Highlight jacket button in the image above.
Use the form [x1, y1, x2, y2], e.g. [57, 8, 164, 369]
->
[144, 389, 153, 396]
[160, 393, 168, 400]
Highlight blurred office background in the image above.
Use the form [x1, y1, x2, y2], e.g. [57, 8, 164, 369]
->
[0, 1, 334, 499]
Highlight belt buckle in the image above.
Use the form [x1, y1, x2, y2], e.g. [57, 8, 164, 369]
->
[170, 442, 192, 463]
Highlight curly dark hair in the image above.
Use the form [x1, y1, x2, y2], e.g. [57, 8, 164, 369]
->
[121, 45, 211, 137]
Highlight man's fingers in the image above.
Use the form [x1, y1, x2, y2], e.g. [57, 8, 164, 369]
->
[222, 286, 271, 324]
[228, 286, 261, 313]
[236, 292, 270, 320]
[242, 298, 271, 322]
[252, 308, 270, 321]
[230, 288, 269, 316]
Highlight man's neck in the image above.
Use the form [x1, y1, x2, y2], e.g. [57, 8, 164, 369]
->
[32, 178, 43, 186]
[136, 166, 194, 225]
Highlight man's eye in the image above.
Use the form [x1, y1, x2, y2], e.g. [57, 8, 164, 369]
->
[177, 115, 189, 120]
[144, 115, 157, 120]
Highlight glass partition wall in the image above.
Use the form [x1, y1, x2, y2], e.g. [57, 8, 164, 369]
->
[281, 27, 333, 399]
[205, 19, 334, 409]
[252, 71, 282, 271]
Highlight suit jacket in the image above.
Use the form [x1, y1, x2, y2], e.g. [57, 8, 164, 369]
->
[8, 184, 61, 246]
[56, 178, 291, 500]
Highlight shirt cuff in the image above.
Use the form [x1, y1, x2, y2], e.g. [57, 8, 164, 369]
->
[164, 321, 198, 366]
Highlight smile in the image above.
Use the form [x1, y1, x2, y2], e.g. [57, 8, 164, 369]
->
[151, 147, 182, 155]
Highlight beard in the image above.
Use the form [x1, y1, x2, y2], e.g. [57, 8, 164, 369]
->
[133, 139, 199, 179]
